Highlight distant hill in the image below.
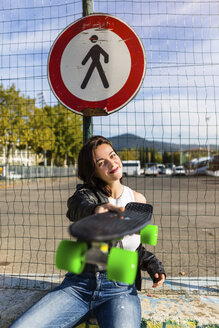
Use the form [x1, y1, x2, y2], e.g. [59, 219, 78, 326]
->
[108, 133, 215, 153]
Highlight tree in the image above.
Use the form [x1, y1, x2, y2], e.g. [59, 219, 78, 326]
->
[145, 147, 149, 163]
[37, 104, 82, 166]
[118, 148, 139, 161]
[28, 105, 56, 164]
[173, 152, 180, 166]
[139, 147, 147, 167]
[154, 151, 162, 163]
[0, 84, 35, 164]
[150, 148, 156, 162]
[0, 85, 83, 166]
[162, 150, 171, 164]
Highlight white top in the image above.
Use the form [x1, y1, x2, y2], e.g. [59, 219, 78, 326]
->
[108, 186, 141, 251]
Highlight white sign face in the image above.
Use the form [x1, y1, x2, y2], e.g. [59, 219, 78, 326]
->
[60, 28, 131, 102]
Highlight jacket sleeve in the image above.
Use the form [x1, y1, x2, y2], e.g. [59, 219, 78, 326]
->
[66, 187, 108, 222]
[138, 245, 166, 282]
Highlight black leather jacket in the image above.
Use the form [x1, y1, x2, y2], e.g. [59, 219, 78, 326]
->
[66, 184, 165, 291]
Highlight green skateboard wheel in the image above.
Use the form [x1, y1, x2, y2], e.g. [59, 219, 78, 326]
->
[107, 247, 138, 285]
[56, 240, 88, 274]
[140, 224, 158, 246]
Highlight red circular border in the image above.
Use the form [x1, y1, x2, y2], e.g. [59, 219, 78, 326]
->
[48, 14, 146, 115]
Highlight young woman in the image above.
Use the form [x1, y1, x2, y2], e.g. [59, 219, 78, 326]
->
[10, 136, 165, 328]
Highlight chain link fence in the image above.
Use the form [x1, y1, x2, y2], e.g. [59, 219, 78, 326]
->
[0, 0, 218, 296]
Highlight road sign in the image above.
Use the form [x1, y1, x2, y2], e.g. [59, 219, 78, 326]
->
[48, 14, 146, 116]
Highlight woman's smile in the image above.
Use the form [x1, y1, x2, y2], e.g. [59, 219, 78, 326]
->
[109, 167, 119, 174]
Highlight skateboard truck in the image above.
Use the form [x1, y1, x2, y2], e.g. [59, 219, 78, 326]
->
[85, 243, 108, 271]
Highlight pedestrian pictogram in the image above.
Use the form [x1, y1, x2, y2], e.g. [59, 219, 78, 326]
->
[81, 35, 109, 89]
[48, 14, 146, 116]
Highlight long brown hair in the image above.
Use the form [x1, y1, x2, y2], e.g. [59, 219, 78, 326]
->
[77, 136, 120, 196]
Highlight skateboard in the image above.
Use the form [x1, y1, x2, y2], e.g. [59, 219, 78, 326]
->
[56, 202, 158, 285]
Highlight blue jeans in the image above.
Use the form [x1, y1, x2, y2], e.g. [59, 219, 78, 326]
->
[10, 271, 141, 328]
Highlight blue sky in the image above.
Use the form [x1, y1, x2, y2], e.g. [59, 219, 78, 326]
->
[0, 0, 219, 147]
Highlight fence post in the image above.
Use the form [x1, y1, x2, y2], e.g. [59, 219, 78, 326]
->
[82, 0, 94, 143]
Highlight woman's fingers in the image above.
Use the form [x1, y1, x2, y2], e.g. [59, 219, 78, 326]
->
[94, 203, 125, 214]
[152, 273, 166, 288]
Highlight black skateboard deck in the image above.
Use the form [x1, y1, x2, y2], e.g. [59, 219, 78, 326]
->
[69, 202, 153, 242]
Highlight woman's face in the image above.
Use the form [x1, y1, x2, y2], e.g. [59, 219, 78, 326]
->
[92, 143, 123, 184]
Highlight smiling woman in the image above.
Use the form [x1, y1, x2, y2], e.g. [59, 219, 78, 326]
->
[9, 135, 165, 328]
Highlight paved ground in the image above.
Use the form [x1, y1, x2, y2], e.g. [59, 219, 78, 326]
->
[0, 175, 218, 327]
[0, 176, 218, 277]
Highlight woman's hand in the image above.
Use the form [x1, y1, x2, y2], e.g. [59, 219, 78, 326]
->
[94, 203, 125, 214]
[152, 273, 165, 288]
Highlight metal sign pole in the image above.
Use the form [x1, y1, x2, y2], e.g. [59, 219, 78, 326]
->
[82, 0, 93, 143]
